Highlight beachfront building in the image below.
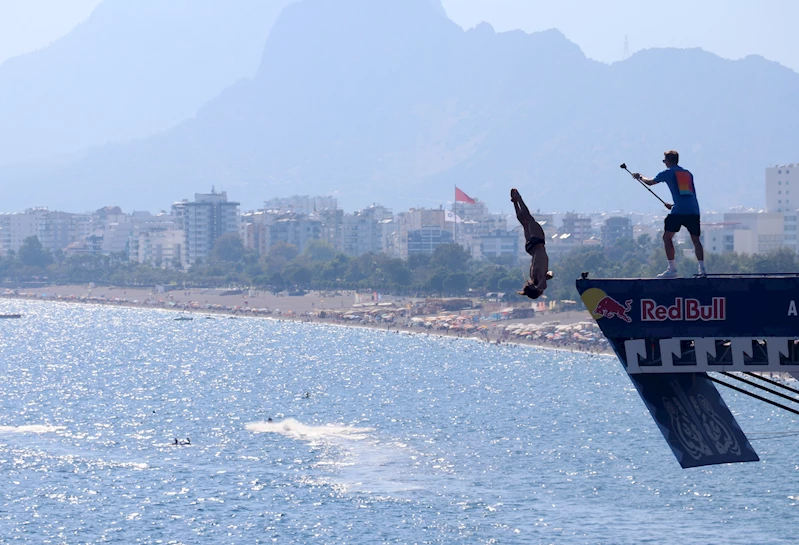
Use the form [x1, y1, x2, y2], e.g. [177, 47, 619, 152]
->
[453, 198, 490, 222]
[263, 195, 338, 216]
[240, 210, 323, 256]
[0, 208, 47, 256]
[702, 222, 740, 255]
[406, 226, 454, 256]
[379, 217, 399, 257]
[129, 227, 184, 268]
[560, 212, 594, 244]
[474, 229, 520, 260]
[454, 213, 520, 261]
[766, 164, 798, 214]
[784, 212, 798, 252]
[317, 208, 344, 252]
[765, 164, 799, 252]
[601, 217, 634, 247]
[128, 213, 184, 268]
[36, 210, 75, 253]
[341, 205, 393, 257]
[396, 208, 452, 259]
[172, 189, 240, 266]
[266, 212, 321, 254]
[702, 212, 786, 255]
[63, 233, 104, 256]
[241, 211, 269, 256]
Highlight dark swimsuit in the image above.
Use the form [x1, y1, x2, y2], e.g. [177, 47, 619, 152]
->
[525, 237, 546, 255]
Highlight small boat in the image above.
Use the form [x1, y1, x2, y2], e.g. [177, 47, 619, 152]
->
[174, 315, 193, 321]
[0, 314, 21, 319]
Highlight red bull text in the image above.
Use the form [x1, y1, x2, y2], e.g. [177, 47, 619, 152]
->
[641, 297, 726, 322]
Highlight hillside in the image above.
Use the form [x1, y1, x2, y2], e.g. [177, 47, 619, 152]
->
[0, 0, 294, 166]
[1, 0, 797, 214]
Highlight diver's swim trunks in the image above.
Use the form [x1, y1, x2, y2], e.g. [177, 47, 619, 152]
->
[525, 237, 546, 255]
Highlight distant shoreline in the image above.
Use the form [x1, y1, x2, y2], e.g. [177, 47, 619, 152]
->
[0, 285, 611, 356]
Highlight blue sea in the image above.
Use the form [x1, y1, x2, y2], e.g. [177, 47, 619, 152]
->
[1, 299, 798, 544]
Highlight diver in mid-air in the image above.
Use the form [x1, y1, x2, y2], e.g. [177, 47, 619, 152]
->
[511, 188, 553, 299]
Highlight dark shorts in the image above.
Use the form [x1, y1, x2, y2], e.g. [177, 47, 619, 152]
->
[525, 237, 546, 255]
[664, 214, 701, 236]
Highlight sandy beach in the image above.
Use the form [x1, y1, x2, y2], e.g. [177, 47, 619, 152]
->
[1, 285, 610, 354]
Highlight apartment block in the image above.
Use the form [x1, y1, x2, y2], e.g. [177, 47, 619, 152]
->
[341, 205, 393, 256]
[601, 217, 634, 247]
[172, 189, 240, 266]
[706, 212, 786, 255]
[396, 208, 451, 258]
[766, 164, 798, 213]
[267, 213, 321, 253]
[263, 195, 338, 215]
[0, 208, 47, 256]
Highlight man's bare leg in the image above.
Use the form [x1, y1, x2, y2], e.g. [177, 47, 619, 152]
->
[663, 231, 676, 261]
[690, 234, 704, 261]
[511, 189, 544, 241]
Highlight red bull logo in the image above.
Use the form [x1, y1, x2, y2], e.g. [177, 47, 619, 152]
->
[593, 296, 633, 323]
[641, 297, 725, 322]
[581, 288, 633, 323]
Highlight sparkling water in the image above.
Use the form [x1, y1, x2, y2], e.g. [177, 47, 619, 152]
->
[1, 299, 797, 544]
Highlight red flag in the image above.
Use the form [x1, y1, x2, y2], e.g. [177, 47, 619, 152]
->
[455, 186, 475, 204]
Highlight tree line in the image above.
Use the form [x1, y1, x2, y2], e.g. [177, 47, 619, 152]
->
[2, 234, 799, 301]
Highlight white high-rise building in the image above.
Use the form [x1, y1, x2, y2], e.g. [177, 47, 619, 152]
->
[764, 165, 798, 252]
[128, 213, 183, 267]
[0, 208, 47, 256]
[766, 164, 798, 213]
[721, 212, 785, 255]
[396, 209, 450, 259]
[263, 195, 337, 215]
[130, 227, 185, 268]
[341, 205, 393, 256]
[172, 190, 240, 266]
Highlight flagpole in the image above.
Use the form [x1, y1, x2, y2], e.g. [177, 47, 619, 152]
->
[453, 185, 457, 246]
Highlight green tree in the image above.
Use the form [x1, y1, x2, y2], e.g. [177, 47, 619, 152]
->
[430, 243, 470, 273]
[18, 236, 53, 268]
[263, 242, 299, 274]
[210, 233, 245, 263]
[407, 253, 430, 271]
[426, 268, 448, 293]
[304, 240, 337, 262]
[268, 242, 299, 262]
[318, 254, 350, 282]
[444, 271, 469, 294]
[284, 263, 313, 288]
[383, 258, 412, 287]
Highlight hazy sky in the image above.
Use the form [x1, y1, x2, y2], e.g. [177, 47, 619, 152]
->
[1, 0, 797, 72]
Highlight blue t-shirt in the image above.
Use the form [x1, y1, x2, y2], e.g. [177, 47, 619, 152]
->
[653, 165, 700, 215]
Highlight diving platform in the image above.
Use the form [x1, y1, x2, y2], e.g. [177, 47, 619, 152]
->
[576, 274, 799, 468]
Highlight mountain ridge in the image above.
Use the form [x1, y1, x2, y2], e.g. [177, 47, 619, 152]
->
[0, 0, 294, 166]
[1, 0, 797, 215]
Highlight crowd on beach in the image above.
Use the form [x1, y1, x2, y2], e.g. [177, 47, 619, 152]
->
[1, 287, 610, 354]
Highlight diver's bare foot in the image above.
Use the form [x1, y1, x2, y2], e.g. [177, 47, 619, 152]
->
[510, 188, 520, 202]
[546, 271, 554, 280]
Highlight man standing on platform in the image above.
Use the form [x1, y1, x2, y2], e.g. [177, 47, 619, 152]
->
[633, 150, 706, 278]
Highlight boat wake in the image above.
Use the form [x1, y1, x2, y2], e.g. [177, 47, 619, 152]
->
[246, 418, 373, 442]
[0, 424, 64, 434]
[247, 418, 433, 496]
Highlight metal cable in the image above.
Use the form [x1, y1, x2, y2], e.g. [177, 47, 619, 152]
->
[707, 376, 799, 417]
[721, 372, 799, 405]
[743, 372, 799, 396]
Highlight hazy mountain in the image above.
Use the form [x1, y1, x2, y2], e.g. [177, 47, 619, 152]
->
[2, 0, 798, 215]
[0, 0, 294, 166]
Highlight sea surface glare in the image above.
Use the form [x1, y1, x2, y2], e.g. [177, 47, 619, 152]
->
[1, 300, 798, 544]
